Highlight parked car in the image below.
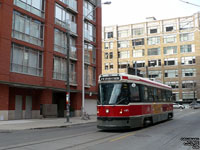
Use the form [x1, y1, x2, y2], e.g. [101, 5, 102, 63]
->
[173, 103, 185, 109]
[190, 102, 200, 109]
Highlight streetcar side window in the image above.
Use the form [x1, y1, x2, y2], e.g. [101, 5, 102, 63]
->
[157, 89, 162, 102]
[129, 84, 140, 102]
[148, 87, 154, 102]
[161, 90, 167, 102]
[140, 85, 148, 102]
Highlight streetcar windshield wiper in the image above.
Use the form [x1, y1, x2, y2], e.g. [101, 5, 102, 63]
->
[114, 97, 126, 106]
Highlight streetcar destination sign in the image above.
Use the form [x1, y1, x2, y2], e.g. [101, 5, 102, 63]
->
[100, 76, 121, 81]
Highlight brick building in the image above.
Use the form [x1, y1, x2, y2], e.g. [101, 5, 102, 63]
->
[102, 13, 200, 103]
[0, 0, 102, 120]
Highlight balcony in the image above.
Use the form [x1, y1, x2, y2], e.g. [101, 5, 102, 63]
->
[70, 72, 77, 85]
[68, 21, 77, 34]
[70, 46, 77, 60]
[11, 63, 43, 77]
[14, 0, 44, 18]
[55, 19, 77, 35]
[84, 53, 90, 64]
[84, 30, 95, 42]
[53, 72, 77, 84]
[60, 0, 77, 11]
[84, 75, 91, 87]
[12, 30, 43, 47]
[84, 8, 95, 21]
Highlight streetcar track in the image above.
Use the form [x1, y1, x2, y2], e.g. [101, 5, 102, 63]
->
[0, 130, 99, 150]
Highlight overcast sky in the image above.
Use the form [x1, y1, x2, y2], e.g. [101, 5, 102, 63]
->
[102, 0, 200, 26]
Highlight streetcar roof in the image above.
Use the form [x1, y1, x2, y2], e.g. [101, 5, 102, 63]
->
[99, 73, 172, 90]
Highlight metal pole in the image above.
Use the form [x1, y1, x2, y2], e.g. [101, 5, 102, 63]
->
[66, 29, 70, 122]
[82, 15, 85, 119]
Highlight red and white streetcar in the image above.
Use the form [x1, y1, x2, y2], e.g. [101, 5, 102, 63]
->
[97, 73, 173, 130]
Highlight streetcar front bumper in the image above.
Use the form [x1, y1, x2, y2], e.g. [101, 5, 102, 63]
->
[97, 117, 131, 130]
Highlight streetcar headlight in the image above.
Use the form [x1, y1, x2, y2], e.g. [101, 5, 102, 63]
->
[120, 109, 123, 114]
[106, 109, 109, 113]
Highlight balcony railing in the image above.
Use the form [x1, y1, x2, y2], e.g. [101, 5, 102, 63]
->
[70, 46, 77, 59]
[85, 75, 90, 86]
[84, 29, 95, 42]
[11, 63, 43, 77]
[84, 8, 95, 21]
[84, 53, 90, 64]
[60, 0, 77, 11]
[68, 21, 77, 34]
[12, 30, 43, 47]
[70, 72, 77, 84]
[14, 0, 44, 18]
[55, 19, 77, 34]
[53, 72, 77, 84]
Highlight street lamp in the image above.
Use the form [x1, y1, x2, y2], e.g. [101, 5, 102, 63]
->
[82, 1, 111, 119]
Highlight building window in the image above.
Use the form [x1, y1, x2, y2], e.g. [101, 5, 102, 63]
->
[132, 38, 144, 46]
[147, 36, 160, 45]
[133, 49, 144, 57]
[105, 63, 109, 70]
[84, 44, 95, 64]
[104, 53, 108, 59]
[84, 0, 95, 20]
[164, 58, 178, 66]
[148, 70, 162, 79]
[118, 63, 129, 69]
[180, 44, 195, 53]
[110, 63, 114, 70]
[132, 28, 144, 36]
[179, 17, 194, 30]
[182, 68, 196, 77]
[165, 81, 179, 89]
[148, 59, 161, 67]
[148, 48, 160, 56]
[163, 22, 176, 32]
[11, 43, 43, 76]
[118, 30, 129, 38]
[182, 81, 196, 89]
[84, 22, 96, 42]
[182, 92, 197, 101]
[59, 0, 77, 11]
[164, 70, 178, 78]
[109, 52, 113, 59]
[14, 0, 45, 18]
[133, 61, 145, 68]
[118, 51, 130, 59]
[150, 28, 157, 34]
[180, 33, 194, 42]
[53, 56, 67, 80]
[117, 41, 129, 48]
[54, 29, 67, 54]
[104, 42, 113, 49]
[166, 26, 173, 32]
[164, 46, 177, 55]
[12, 11, 44, 47]
[55, 4, 77, 33]
[181, 56, 195, 65]
[92, 67, 96, 86]
[163, 35, 176, 43]
[106, 32, 113, 39]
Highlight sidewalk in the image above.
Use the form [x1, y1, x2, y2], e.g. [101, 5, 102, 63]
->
[0, 116, 97, 131]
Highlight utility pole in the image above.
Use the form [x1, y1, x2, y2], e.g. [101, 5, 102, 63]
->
[66, 27, 70, 123]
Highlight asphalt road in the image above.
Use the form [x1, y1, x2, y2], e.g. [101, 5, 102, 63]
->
[0, 108, 199, 150]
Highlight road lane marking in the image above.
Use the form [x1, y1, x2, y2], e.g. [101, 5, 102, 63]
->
[109, 132, 136, 142]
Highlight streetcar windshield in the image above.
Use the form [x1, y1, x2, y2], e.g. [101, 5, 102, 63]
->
[99, 83, 129, 105]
